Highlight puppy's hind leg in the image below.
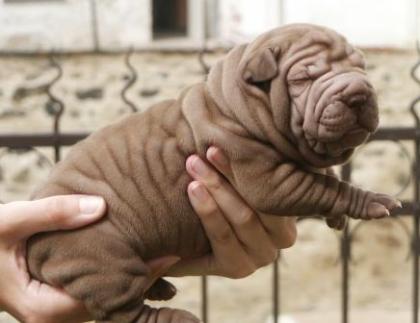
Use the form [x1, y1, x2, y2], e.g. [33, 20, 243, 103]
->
[27, 222, 163, 322]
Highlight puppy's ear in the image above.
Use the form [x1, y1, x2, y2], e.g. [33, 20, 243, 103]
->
[243, 47, 280, 83]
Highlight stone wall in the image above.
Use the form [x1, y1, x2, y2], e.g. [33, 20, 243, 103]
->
[0, 0, 151, 52]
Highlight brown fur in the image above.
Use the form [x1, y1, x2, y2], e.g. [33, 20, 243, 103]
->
[26, 24, 399, 323]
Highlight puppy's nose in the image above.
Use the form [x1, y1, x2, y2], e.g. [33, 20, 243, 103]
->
[342, 78, 378, 132]
[347, 94, 368, 109]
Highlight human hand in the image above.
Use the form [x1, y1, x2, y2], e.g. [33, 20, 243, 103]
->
[168, 147, 297, 279]
[0, 195, 178, 323]
[0, 195, 106, 323]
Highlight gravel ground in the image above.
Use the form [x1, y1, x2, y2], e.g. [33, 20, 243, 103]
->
[0, 49, 419, 323]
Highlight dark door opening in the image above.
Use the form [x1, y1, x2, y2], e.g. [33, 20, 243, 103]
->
[153, 0, 188, 39]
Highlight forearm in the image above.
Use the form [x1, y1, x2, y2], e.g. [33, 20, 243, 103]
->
[249, 164, 349, 215]
[235, 162, 396, 219]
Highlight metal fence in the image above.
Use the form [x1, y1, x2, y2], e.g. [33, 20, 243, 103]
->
[0, 46, 419, 323]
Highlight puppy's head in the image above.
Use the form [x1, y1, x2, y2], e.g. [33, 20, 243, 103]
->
[239, 24, 378, 167]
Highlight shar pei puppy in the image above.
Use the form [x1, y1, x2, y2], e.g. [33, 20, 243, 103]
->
[27, 23, 400, 322]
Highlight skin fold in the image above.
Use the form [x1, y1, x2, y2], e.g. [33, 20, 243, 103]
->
[26, 24, 399, 322]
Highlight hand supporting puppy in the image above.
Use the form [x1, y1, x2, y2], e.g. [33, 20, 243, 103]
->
[168, 147, 297, 278]
[0, 196, 178, 323]
[0, 195, 107, 323]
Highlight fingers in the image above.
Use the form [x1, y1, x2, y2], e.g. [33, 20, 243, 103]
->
[193, 181, 258, 276]
[259, 215, 298, 248]
[187, 153, 278, 262]
[206, 147, 297, 249]
[206, 146, 233, 179]
[182, 153, 279, 277]
[170, 181, 256, 277]
[22, 281, 91, 323]
[0, 195, 106, 243]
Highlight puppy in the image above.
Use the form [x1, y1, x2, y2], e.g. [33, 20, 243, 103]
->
[27, 24, 399, 322]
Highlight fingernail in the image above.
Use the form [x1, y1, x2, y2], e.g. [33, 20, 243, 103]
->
[191, 156, 208, 176]
[207, 147, 228, 168]
[79, 196, 104, 215]
[191, 183, 209, 202]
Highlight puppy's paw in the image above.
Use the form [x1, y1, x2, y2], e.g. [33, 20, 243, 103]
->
[326, 214, 347, 230]
[145, 278, 177, 301]
[363, 193, 401, 219]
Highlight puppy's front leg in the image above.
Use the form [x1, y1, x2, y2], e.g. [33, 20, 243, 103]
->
[233, 162, 400, 220]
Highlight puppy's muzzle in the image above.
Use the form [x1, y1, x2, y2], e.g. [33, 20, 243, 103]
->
[318, 75, 378, 142]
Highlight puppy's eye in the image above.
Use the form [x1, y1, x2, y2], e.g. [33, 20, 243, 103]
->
[288, 71, 311, 97]
[252, 79, 272, 93]
[289, 78, 308, 86]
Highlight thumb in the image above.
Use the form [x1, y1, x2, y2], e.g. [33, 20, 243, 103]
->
[0, 195, 106, 243]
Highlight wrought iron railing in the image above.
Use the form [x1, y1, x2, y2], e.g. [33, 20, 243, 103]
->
[0, 46, 419, 323]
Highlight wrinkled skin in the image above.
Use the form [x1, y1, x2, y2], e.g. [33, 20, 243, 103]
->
[27, 24, 400, 323]
[286, 38, 378, 164]
[212, 24, 395, 228]
[235, 24, 378, 168]
[277, 27, 379, 228]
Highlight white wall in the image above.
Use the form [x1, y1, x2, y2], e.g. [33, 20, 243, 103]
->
[0, 0, 93, 51]
[96, 0, 151, 51]
[0, 0, 151, 52]
[219, 0, 282, 44]
[283, 0, 419, 48]
[219, 0, 420, 48]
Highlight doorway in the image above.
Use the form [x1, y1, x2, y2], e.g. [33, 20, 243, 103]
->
[152, 0, 188, 39]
